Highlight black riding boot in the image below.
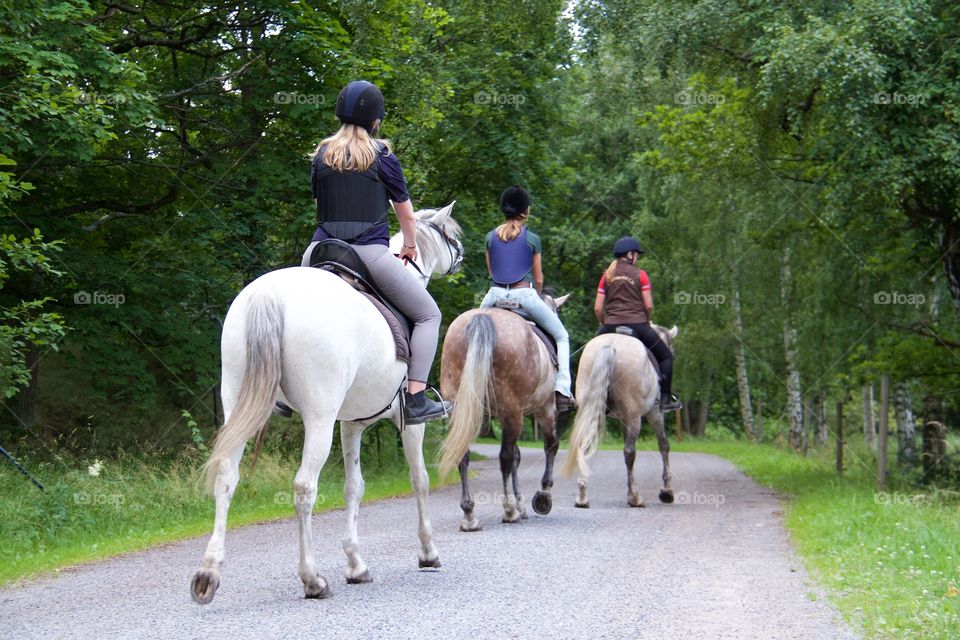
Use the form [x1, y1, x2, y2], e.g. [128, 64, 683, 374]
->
[404, 390, 451, 423]
[657, 355, 682, 412]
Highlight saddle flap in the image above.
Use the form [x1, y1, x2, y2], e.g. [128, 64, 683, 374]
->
[308, 239, 412, 361]
[526, 322, 558, 368]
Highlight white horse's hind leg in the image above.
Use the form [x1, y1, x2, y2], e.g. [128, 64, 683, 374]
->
[401, 422, 440, 568]
[624, 418, 644, 507]
[649, 410, 674, 503]
[295, 411, 336, 598]
[340, 421, 372, 583]
[190, 445, 243, 604]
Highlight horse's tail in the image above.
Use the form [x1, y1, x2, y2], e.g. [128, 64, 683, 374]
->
[438, 313, 495, 478]
[204, 292, 285, 491]
[562, 343, 615, 479]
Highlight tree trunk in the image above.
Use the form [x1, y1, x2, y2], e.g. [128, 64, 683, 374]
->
[921, 421, 947, 483]
[781, 249, 803, 451]
[9, 346, 40, 431]
[813, 391, 828, 447]
[862, 384, 875, 450]
[732, 287, 756, 439]
[894, 382, 916, 467]
[694, 397, 710, 437]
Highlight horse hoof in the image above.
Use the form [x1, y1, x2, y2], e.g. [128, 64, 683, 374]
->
[628, 499, 646, 508]
[520, 509, 529, 520]
[501, 514, 522, 524]
[419, 557, 441, 569]
[190, 567, 220, 605]
[460, 522, 483, 532]
[532, 491, 552, 515]
[304, 579, 332, 599]
[346, 570, 373, 584]
[659, 490, 675, 504]
[574, 501, 590, 509]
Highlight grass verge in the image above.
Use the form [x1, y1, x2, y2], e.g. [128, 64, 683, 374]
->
[1, 441, 453, 586]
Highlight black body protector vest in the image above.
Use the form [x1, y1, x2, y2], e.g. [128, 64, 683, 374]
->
[313, 145, 391, 242]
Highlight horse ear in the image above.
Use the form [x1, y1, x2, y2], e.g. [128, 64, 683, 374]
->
[438, 200, 456, 221]
[554, 293, 572, 307]
[668, 325, 678, 339]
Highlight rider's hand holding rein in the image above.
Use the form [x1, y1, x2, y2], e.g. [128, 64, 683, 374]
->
[395, 198, 418, 263]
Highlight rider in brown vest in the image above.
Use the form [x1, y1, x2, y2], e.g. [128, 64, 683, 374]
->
[593, 236, 682, 412]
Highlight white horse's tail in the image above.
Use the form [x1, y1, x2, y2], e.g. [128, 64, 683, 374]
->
[562, 343, 616, 479]
[439, 313, 495, 478]
[204, 292, 285, 491]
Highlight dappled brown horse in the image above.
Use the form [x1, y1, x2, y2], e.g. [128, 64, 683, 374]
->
[561, 324, 678, 507]
[438, 294, 569, 529]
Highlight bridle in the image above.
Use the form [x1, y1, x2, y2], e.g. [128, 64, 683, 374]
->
[401, 220, 464, 279]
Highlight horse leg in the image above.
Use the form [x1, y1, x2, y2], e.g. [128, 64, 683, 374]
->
[400, 421, 442, 566]
[190, 445, 243, 604]
[532, 411, 558, 515]
[513, 446, 529, 520]
[625, 418, 644, 507]
[295, 412, 336, 598]
[500, 414, 522, 523]
[340, 421, 372, 584]
[650, 410, 674, 503]
[457, 450, 482, 532]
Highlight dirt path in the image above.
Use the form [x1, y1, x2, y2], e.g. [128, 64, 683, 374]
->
[0, 445, 857, 639]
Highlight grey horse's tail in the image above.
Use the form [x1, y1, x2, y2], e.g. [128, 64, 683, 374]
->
[562, 343, 615, 479]
[438, 313, 495, 478]
[204, 292, 284, 491]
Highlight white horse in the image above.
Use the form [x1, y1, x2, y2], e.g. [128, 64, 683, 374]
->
[190, 203, 463, 603]
[561, 325, 678, 508]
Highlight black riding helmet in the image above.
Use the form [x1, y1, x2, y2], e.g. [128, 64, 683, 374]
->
[335, 80, 385, 133]
[500, 185, 530, 218]
[613, 236, 645, 257]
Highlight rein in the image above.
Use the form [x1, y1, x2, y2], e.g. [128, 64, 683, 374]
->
[395, 220, 464, 278]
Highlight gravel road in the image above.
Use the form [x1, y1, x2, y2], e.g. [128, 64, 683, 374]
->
[0, 444, 857, 639]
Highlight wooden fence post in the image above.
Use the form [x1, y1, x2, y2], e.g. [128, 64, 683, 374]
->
[878, 375, 889, 491]
[675, 407, 682, 442]
[835, 401, 844, 475]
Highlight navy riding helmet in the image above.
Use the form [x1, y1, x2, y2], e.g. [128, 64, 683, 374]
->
[335, 80, 385, 133]
[613, 236, 645, 257]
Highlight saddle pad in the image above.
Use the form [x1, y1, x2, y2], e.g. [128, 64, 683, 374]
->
[360, 291, 410, 364]
[612, 326, 661, 380]
[528, 322, 558, 368]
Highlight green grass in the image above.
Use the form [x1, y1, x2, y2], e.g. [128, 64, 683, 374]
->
[646, 436, 959, 639]
[1, 437, 454, 585]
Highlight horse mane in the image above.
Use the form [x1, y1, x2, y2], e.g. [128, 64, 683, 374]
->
[414, 204, 461, 268]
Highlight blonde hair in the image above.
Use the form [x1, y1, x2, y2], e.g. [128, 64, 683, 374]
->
[495, 214, 527, 242]
[604, 258, 624, 282]
[310, 123, 392, 172]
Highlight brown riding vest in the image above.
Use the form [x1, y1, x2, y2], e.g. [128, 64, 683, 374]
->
[602, 259, 649, 325]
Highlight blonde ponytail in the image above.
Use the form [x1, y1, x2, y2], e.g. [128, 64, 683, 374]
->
[310, 124, 392, 172]
[495, 215, 527, 242]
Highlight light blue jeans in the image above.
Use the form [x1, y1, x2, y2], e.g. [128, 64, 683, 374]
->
[480, 286, 572, 396]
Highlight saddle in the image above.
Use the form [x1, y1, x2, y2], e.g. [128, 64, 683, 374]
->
[308, 239, 411, 364]
[610, 325, 661, 380]
[492, 301, 559, 368]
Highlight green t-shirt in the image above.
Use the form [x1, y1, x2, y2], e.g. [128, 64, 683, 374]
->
[485, 227, 542, 284]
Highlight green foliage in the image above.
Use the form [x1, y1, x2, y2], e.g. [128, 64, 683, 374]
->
[0, 230, 66, 398]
